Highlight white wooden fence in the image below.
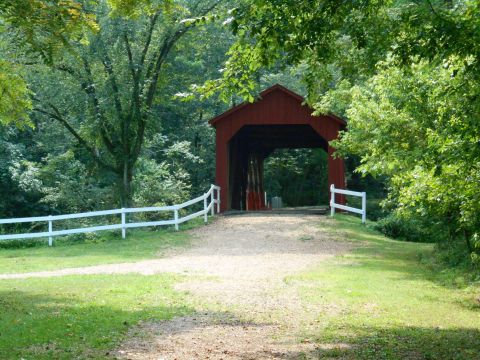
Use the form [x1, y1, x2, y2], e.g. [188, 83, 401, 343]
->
[0, 184, 221, 246]
[330, 184, 366, 223]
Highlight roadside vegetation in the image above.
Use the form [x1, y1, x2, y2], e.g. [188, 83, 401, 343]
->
[291, 215, 480, 359]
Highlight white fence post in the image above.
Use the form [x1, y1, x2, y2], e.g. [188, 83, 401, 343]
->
[48, 215, 53, 246]
[362, 192, 367, 224]
[173, 209, 178, 231]
[121, 208, 126, 239]
[210, 189, 215, 216]
[330, 184, 335, 217]
[330, 184, 367, 224]
[216, 187, 221, 213]
[174, 208, 179, 231]
[204, 194, 208, 223]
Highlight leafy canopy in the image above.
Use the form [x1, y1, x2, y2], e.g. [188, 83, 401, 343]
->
[212, 0, 480, 256]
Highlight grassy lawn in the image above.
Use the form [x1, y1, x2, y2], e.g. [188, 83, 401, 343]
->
[1, 214, 479, 359]
[0, 274, 191, 359]
[0, 218, 205, 274]
[0, 221, 207, 359]
[289, 215, 480, 359]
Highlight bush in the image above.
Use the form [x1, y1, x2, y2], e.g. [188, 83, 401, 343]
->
[375, 212, 479, 273]
[0, 238, 45, 249]
[418, 239, 480, 284]
[374, 213, 435, 243]
[435, 239, 476, 269]
[347, 197, 386, 221]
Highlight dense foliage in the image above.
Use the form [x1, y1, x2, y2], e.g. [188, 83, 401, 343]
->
[1, 0, 479, 267]
[0, 0, 230, 218]
[264, 148, 329, 207]
[337, 59, 480, 254]
[208, 0, 480, 263]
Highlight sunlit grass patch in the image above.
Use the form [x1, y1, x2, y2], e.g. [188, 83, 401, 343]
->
[0, 274, 191, 359]
[291, 215, 480, 359]
[0, 217, 208, 274]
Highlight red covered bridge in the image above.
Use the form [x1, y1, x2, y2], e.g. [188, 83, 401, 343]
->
[209, 84, 346, 212]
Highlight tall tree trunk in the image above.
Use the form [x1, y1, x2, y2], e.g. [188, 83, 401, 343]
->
[119, 160, 134, 208]
[464, 230, 473, 253]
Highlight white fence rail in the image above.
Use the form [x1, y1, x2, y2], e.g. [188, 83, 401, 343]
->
[0, 184, 221, 246]
[330, 184, 366, 223]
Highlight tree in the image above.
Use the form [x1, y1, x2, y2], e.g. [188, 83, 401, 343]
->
[29, 0, 220, 206]
[0, 0, 100, 125]
[208, 0, 480, 257]
[202, 1, 480, 102]
[334, 58, 480, 251]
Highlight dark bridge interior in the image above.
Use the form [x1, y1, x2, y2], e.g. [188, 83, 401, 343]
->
[228, 125, 329, 210]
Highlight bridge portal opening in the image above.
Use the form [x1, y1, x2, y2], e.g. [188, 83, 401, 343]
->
[228, 124, 329, 210]
[264, 148, 329, 208]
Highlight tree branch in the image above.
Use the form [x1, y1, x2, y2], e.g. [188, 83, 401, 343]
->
[132, 1, 220, 162]
[123, 33, 137, 81]
[139, 13, 159, 69]
[33, 105, 117, 173]
[81, 56, 117, 156]
[144, 32, 183, 109]
[143, 0, 221, 108]
[101, 53, 124, 118]
[54, 64, 79, 77]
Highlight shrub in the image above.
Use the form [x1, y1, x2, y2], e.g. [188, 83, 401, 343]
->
[347, 197, 386, 221]
[0, 238, 44, 249]
[374, 213, 435, 243]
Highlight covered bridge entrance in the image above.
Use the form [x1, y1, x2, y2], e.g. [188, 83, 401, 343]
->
[210, 84, 346, 212]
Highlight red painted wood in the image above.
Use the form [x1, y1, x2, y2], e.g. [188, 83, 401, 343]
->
[211, 84, 346, 212]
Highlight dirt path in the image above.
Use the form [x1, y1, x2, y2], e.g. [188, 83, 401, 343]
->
[2, 214, 352, 359]
[118, 214, 352, 360]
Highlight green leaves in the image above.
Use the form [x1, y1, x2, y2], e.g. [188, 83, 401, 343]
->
[0, 60, 32, 128]
[107, 0, 174, 18]
[334, 58, 480, 247]
[0, 0, 99, 63]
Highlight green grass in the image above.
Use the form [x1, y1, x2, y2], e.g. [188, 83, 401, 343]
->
[1, 214, 479, 359]
[289, 215, 480, 359]
[0, 218, 211, 359]
[0, 218, 205, 274]
[0, 274, 191, 359]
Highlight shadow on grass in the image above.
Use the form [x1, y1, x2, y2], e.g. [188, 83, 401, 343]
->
[240, 325, 480, 360]
[0, 276, 194, 359]
[326, 215, 479, 290]
[3, 283, 479, 360]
